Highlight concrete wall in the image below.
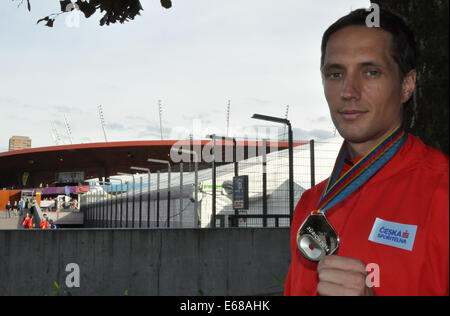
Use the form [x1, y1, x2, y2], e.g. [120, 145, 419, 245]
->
[0, 228, 291, 296]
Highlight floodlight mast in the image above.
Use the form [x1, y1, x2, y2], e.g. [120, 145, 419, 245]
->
[63, 114, 73, 144]
[50, 122, 61, 145]
[226, 100, 231, 137]
[158, 100, 164, 140]
[98, 105, 108, 142]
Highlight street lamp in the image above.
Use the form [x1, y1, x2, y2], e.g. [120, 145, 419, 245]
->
[147, 158, 171, 228]
[206, 134, 239, 228]
[171, 148, 200, 227]
[252, 113, 294, 224]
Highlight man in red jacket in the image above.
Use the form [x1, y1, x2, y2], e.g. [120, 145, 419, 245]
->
[284, 8, 449, 296]
[21, 213, 31, 229]
[40, 216, 50, 229]
[27, 215, 34, 229]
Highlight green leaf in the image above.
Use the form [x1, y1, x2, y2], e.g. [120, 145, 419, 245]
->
[53, 281, 61, 291]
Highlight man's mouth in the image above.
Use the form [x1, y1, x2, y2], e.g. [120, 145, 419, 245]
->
[338, 109, 368, 120]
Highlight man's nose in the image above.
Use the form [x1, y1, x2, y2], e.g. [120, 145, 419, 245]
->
[341, 73, 361, 101]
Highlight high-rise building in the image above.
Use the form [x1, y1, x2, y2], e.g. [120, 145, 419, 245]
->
[9, 136, 32, 151]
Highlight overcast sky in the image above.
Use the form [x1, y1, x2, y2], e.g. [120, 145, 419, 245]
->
[0, 0, 370, 153]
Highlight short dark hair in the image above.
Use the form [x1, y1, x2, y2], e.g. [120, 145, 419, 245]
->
[320, 8, 416, 79]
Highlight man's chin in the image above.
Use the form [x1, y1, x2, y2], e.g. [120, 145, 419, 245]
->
[337, 129, 371, 144]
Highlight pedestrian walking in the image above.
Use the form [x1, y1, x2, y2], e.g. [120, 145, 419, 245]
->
[6, 201, 12, 218]
[19, 198, 24, 216]
[13, 201, 19, 217]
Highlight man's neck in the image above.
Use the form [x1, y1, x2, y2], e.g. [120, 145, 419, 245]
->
[346, 125, 402, 160]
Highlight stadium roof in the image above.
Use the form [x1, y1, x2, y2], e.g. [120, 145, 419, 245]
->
[0, 139, 305, 189]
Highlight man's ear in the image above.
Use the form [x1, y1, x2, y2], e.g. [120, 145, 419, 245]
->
[401, 69, 417, 103]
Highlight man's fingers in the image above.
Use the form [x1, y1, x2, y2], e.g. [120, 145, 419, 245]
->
[316, 255, 372, 296]
[318, 267, 367, 289]
[317, 281, 364, 296]
[318, 255, 367, 274]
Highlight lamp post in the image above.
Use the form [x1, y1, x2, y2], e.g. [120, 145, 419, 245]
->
[147, 159, 171, 228]
[206, 134, 238, 227]
[130, 166, 151, 228]
[251, 113, 294, 224]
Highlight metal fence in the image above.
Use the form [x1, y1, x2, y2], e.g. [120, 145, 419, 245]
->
[81, 137, 342, 229]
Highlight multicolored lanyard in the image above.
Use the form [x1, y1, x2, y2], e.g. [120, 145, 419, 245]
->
[315, 127, 408, 214]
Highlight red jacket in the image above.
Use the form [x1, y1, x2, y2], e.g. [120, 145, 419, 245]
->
[21, 217, 29, 228]
[284, 134, 449, 296]
[26, 218, 33, 229]
[39, 220, 49, 229]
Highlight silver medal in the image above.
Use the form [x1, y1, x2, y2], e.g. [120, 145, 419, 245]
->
[297, 212, 340, 262]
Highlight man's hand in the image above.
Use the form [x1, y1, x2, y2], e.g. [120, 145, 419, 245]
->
[317, 255, 375, 296]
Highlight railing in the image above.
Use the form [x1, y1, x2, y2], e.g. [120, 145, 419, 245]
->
[81, 138, 342, 229]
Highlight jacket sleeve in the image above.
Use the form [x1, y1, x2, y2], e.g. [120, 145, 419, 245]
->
[424, 174, 449, 295]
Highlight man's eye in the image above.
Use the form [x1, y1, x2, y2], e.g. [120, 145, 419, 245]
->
[366, 70, 380, 77]
[328, 72, 342, 79]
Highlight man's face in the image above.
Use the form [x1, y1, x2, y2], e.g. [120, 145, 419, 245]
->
[321, 25, 411, 146]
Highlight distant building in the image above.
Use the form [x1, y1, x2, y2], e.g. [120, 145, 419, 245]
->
[9, 136, 32, 151]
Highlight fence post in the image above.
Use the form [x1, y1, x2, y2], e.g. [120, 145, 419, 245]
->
[233, 138, 239, 227]
[157, 171, 160, 228]
[125, 182, 129, 228]
[120, 182, 124, 228]
[132, 176, 136, 228]
[102, 188, 106, 228]
[167, 165, 171, 228]
[147, 173, 151, 228]
[94, 189, 98, 228]
[212, 137, 216, 228]
[109, 184, 113, 228]
[179, 163, 183, 227]
[114, 184, 118, 228]
[310, 139, 315, 187]
[139, 176, 143, 228]
[262, 139, 268, 227]
[288, 123, 294, 225]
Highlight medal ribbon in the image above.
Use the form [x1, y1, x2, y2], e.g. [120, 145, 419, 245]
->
[315, 127, 408, 214]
